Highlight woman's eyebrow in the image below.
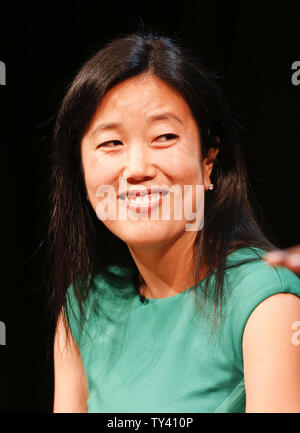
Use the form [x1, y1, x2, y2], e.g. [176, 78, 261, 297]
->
[89, 122, 121, 138]
[147, 112, 183, 126]
[89, 112, 183, 138]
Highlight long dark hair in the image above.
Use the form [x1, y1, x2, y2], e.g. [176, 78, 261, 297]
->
[47, 30, 277, 346]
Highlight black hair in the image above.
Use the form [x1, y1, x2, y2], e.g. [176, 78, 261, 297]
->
[47, 30, 277, 347]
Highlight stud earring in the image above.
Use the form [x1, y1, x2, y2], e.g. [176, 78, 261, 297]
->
[208, 184, 214, 190]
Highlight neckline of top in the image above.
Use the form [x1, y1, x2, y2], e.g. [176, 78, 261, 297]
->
[133, 246, 266, 305]
[136, 281, 197, 305]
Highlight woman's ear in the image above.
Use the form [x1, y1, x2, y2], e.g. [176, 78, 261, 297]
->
[203, 147, 219, 190]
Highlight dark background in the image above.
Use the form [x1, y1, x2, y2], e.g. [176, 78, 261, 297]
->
[1, 0, 299, 412]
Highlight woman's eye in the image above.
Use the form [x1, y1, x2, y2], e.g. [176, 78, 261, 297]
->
[96, 135, 178, 148]
[155, 133, 179, 143]
[97, 140, 123, 148]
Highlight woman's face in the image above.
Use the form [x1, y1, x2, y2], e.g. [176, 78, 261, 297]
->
[81, 74, 216, 247]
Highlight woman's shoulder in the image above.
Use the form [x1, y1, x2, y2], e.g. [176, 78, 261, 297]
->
[66, 265, 137, 319]
[65, 264, 137, 344]
[222, 246, 300, 357]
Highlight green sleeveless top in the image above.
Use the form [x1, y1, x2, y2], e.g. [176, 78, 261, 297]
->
[65, 247, 300, 413]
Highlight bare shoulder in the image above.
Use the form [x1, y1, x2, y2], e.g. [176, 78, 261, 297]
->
[242, 293, 300, 412]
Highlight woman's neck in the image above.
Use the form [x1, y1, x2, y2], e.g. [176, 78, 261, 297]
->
[128, 231, 204, 299]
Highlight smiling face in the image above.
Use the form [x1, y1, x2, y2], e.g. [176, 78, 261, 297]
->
[81, 73, 216, 247]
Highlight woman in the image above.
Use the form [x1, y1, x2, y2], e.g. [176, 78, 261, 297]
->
[49, 32, 300, 413]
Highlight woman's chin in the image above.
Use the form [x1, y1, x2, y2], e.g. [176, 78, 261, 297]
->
[105, 220, 182, 247]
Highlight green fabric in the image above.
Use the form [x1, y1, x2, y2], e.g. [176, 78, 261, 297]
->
[65, 247, 300, 413]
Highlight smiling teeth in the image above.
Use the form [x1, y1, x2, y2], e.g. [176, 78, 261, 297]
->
[126, 192, 161, 204]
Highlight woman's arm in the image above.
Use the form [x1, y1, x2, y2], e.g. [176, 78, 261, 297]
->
[242, 293, 300, 412]
[53, 311, 89, 413]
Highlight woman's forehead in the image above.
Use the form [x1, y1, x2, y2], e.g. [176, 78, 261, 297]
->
[89, 74, 193, 127]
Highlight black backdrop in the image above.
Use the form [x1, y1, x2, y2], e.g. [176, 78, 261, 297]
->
[1, 0, 299, 412]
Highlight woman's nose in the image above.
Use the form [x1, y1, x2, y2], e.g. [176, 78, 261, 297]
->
[122, 144, 156, 181]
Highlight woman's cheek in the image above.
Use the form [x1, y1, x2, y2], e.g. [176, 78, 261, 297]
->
[84, 153, 113, 188]
[163, 154, 202, 184]
[162, 140, 201, 175]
